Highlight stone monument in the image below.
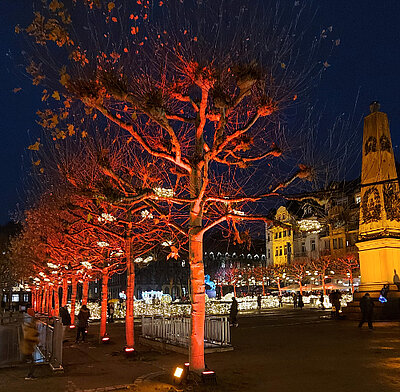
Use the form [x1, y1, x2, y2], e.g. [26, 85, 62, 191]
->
[346, 102, 400, 318]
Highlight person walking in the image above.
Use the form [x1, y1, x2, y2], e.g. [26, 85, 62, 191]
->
[298, 293, 304, 310]
[358, 293, 374, 329]
[229, 297, 239, 327]
[293, 293, 298, 309]
[332, 290, 342, 319]
[108, 302, 115, 323]
[20, 308, 39, 380]
[319, 292, 325, 310]
[59, 305, 71, 342]
[257, 295, 262, 313]
[75, 305, 90, 343]
[278, 294, 283, 308]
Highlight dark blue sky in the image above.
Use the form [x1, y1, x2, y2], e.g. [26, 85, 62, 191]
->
[0, 1, 399, 224]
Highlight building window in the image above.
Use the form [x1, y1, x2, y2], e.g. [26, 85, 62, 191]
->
[288, 229, 291, 236]
[275, 233, 278, 239]
[275, 248, 278, 256]
[12, 294, 19, 302]
[355, 195, 361, 204]
[267, 249, 271, 259]
[282, 214, 286, 220]
[279, 247, 283, 256]
[284, 245, 287, 255]
[301, 242, 306, 253]
[267, 233, 271, 242]
[324, 240, 330, 250]
[333, 238, 338, 249]
[283, 230, 286, 237]
[279, 232, 282, 238]
[338, 238, 344, 248]
[311, 239, 316, 251]
[23, 294, 29, 302]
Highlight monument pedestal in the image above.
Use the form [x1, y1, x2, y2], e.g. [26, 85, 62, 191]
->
[343, 284, 400, 320]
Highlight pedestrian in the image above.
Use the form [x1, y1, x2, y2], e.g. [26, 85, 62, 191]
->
[257, 295, 262, 313]
[108, 302, 115, 323]
[298, 293, 304, 310]
[20, 308, 39, 380]
[59, 305, 71, 342]
[293, 293, 298, 308]
[75, 305, 90, 343]
[332, 290, 342, 318]
[319, 292, 325, 310]
[278, 294, 283, 308]
[358, 293, 374, 329]
[229, 297, 239, 327]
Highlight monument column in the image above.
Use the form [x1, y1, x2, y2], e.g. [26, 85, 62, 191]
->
[357, 102, 400, 292]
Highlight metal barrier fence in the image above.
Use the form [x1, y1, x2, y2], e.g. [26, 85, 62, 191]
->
[141, 315, 231, 348]
[0, 314, 63, 370]
[36, 316, 63, 371]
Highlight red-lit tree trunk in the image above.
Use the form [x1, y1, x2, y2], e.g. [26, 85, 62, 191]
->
[70, 277, 77, 326]
[277, 278, 282, 295]
[62, 278, 68, 307]
[262, 279, 266, 296]
[100, 270, 109, 339]
[54, 285, 60, 316]
[233, 285, 237, 297]
[321, 274, 326, 296]
[43, 287, 47, 314]
[48, 286, 53, 315]
[125, 236, 135, 348]
[82, 279, 89, 305]
[188, 229, 205, 371]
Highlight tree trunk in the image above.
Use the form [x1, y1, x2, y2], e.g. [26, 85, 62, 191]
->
[277, 279, 282, 295]
[100, 270, 109, 339]
[82, 279, 89, 305]
[70, 277, 77, 326]
[262, 280, 266, 296]
[350, 271, 354, 294]
[322, 275, 326, 295]
[299, 281, 303, 295]
[188, 229, 205, 371]
[125, 238, 135, 348]
[54, 285, 60, 316]
[48, 286, 53, 315]
[43, 287, 47, 314]
[233, 284, 237, 297]
[62, 278, 68, 307]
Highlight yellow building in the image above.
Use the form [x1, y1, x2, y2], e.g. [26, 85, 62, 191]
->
[270, 206, 294, 265]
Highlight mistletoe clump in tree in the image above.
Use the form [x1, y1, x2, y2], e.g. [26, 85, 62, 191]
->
[20, 0, 328, 371]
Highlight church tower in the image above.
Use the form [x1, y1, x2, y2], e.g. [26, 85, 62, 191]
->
[357, 102, 400, 289]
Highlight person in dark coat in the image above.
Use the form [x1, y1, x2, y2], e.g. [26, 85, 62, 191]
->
[293, 293, 298, 308]
[75, 305, 90, 343]
[229, 297, 239, 327]
[358, 293, 374, 329]
[59, 305, 71, 326]
[298, 293, 304, 310]
[257, 295, 262, 312]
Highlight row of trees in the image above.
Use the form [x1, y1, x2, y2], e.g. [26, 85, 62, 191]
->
[13, 0, 334, 371]
[214, 256, 360, 296]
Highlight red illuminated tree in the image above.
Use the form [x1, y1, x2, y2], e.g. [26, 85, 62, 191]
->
[20, 0, 327, 370]
[334, 256, 359, 293]
[288, 261, 308, 295]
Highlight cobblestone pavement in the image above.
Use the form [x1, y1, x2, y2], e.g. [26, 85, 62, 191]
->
[1, 309, 400, 392]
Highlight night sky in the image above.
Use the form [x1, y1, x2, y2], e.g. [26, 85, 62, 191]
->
[0, 1, 399, 224]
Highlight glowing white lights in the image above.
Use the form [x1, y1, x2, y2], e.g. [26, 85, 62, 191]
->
[298, 219, 322, 233]
[97, 241, 110, 247]
[141, 209, 154, 219]
[98, 213, 116, 223]
[162, 240, 173, 247]
[153, 187, 174, 198]
[81, 261, 93, 269]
